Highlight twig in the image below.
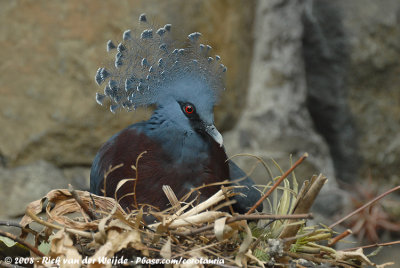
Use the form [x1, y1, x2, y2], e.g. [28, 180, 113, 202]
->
[329, 185, 400, 229]
[0, 220, 22, 228]
[246, 153, 308, 214]
[286, 251, 355, 268]
[103, 163, 124, 196]
[171, 241, 222, 259]
[281, 228, 316, 243]
[0, 220, 39, 237]
[0, 229, 44, 257]
[172, 213, 312, 236]
[249, 220, 277, 251]
[132, 151, 147, 209]
[68, 184, 97, 220]
[343, 240, 400, 251]
[229, 213, 312, 221]
[328, 229, 353, 247]
[221, 185, 235, 215]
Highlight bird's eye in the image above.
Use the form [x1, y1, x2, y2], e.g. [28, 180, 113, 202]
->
[184, 104, 194, 114]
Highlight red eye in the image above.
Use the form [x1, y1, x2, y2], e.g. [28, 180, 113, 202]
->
[184, 105, 194, 114]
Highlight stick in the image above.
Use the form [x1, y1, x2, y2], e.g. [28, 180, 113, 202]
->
[343, 240, 400, 252]
[0, 230, 44, 257]
[68, 184, 97, 220]
[286, 252, 355, 268]
[329, 185, 400, 229]
[0, 220, 39, 236]
[246, 153, 308, 214]
[173, 213, 312, 236]
[0, 220, 22, 228]
[328, 229, 352, 247]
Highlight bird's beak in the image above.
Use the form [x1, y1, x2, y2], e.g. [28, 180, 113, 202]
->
[205, 125, 223, 147]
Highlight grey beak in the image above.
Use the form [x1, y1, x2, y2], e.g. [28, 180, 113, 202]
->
[205, 125, 223, 147]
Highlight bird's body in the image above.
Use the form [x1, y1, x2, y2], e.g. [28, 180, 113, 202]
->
[90, 116, 229, 211]
[90, 14, 260, 215]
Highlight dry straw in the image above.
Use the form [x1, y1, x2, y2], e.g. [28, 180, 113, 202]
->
[2, 153, 395, 267]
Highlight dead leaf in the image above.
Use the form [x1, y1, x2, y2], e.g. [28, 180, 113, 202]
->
[235, 221, 253, 267]
[88, 229, 144, 268]
[160, 237, 171, 260]
[335, 248, 373, 266]
[20, 189, 125, 231]
[49, 229, 82, 268]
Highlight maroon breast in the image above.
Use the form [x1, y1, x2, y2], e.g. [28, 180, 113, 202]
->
[95, 128, 230, 212]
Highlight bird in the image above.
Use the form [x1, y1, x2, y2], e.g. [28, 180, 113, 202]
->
[90, 14, 261, 216]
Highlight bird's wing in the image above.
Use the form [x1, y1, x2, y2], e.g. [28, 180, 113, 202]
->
[228, 160, 262, 213]
[90, 123, 148, 196]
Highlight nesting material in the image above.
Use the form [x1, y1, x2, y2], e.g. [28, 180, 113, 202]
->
[15, 157, 391, 268]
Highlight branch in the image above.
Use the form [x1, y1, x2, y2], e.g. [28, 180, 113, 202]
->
[0, 220, 22, 228]
[343, 240, 400, 252]
[0, 230, 44, 257]
[0, 220, 39, 237]
[328, 229, 352, 247]
[286, 252, 355, 268]
[329, 185, 400, 229]
[172, 213, 313, 237]
[68, 184, 97, 220]
[246, 153, 308, 214]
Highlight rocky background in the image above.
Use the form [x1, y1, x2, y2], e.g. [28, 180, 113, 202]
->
[0, 0, 255, 215]
[1, 0, 399, 258]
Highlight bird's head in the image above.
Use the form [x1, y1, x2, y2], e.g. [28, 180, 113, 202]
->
[94, 13, 227, 146]
[156, 76, 223, 146]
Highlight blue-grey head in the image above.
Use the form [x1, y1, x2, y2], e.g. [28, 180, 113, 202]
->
[94, 14, 227, 145]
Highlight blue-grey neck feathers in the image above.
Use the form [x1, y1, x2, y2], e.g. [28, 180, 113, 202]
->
[95, 13, 227, 113]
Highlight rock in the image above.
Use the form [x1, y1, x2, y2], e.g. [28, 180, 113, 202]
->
[335, 0, 400, 183]
[303, 0, 400, 184]
[302, 0, 360, 182]
[224, 0, 337, 190]
[2, 0, 399, 222]
[223, 0, 345, 221]
[0, 0, 254, 167]
[62, 166, 91, 191]
[226, 0, 400, 188]
[0, 161, 69, 218]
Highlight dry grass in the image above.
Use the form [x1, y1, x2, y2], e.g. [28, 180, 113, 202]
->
[2, 154, 397, 267]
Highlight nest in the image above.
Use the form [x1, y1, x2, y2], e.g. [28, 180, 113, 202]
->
[2, 154, 396, 267]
